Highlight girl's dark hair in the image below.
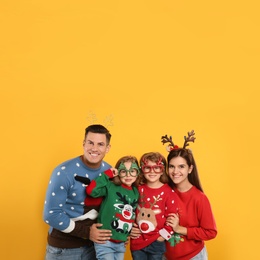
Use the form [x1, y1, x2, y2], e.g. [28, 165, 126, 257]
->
[113, 155, 140, 187]
[139, 152, 169, 185]
[167, 149, 203, 192]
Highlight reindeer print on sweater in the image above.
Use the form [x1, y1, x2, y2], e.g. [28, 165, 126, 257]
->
[86, 169, 139, 242]
[130, 183, 179, 251]
[111, 192, 138, 234]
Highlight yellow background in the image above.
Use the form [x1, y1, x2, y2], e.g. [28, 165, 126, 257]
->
[0, 1, 259, 259]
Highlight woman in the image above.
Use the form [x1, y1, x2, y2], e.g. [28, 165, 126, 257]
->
[162, 131, 217, 260]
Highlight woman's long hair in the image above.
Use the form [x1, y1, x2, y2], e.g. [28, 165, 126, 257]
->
[167, 149, 203, 192]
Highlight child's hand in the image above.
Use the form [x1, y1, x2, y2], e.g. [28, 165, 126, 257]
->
[124, 236, 130, 247]
[130, 223, 141, 239]
[111, 168, 118, 177]
[157, 236, 165, 242]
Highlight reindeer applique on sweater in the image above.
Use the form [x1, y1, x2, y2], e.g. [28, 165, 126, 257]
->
[136, 192, 162, 234]
[86, 169, 139, 242]
[131, 184, 179, 251]
[111, 192, 138, 234]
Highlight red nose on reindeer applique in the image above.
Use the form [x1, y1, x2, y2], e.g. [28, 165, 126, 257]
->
[136, 192, 162, 233]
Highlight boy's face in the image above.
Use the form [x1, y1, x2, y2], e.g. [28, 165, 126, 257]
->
[82, 132, 110, 168]
[142, 160, 163, 184]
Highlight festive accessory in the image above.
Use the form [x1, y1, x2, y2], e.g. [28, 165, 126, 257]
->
[86, 110, 114, 128]
[117, 162, 140, 177]
[141, 165, 164, 174]
[140, 157, 165, 174]
[161, 130, 196, 152]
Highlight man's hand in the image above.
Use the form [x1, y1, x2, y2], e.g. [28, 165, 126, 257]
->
[89, 223, 112, 244]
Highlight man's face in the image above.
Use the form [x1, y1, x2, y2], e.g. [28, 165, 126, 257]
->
[82, 132, 110, 168]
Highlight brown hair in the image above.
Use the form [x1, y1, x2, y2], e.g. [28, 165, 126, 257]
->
[139, 152, 169, 185]
[167, 148, 203, 192]
[112, 155, 140, 187]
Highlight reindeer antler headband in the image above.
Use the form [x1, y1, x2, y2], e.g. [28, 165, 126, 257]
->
[161, 130, 196, 152]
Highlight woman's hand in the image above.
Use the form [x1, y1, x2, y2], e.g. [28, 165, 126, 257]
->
[166, 213, 187, 235]
[166, 213, 180, 232]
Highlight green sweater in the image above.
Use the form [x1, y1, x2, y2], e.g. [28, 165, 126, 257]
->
[86, 169, 139, 242]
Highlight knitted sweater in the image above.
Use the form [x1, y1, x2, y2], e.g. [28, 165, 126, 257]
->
[43, 156, 111, 248]
[86, 169, 139, 242]
[130, 183, 179, 251]
[165, 186, 217, 260]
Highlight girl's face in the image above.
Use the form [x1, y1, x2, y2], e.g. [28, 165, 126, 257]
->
[119, 161, 138, 187]
[142, 160, 163, 186]
[168, 156, 193, 188]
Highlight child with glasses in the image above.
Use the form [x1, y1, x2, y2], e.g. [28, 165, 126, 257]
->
[85, 155, 140, 260]
[130, 152, 179, 260]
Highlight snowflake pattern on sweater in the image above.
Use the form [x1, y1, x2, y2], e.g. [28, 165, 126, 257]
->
[43, 156, 111, 247]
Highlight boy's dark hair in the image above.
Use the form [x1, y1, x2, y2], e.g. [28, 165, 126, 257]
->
[85, 124, 112, 144]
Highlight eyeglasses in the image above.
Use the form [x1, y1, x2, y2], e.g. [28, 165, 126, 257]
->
[141, 165, 164, 174]
[118, 169, 139, 177]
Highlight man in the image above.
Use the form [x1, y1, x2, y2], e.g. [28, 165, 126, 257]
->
[43, 124, 112, 259]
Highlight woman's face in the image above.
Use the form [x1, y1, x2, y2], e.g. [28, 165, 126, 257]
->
[168, 156, 193, 186]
